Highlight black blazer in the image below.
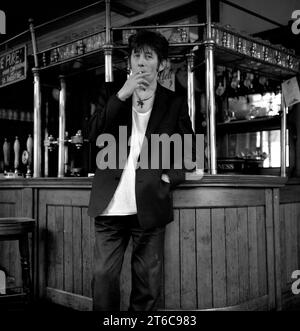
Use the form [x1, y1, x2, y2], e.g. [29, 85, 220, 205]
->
[88, 84, 195, 229]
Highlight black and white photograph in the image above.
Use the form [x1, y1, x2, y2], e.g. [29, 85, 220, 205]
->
[0, 0, 300, 325]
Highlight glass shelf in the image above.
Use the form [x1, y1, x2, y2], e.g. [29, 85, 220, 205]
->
[217, 115, 281, 133]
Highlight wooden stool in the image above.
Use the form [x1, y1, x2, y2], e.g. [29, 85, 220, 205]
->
[0, 217, 35, 306]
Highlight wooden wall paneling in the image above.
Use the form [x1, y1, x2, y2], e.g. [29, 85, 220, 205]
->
[33, 188, 39, 297]
[38, 190, 47, 297]
[0, 197, 6, 277]
[82, 207, 92, 297]
[38, 189, 89, 206]
[68, 190, 90, 206]
[21, 188, 33, 218]
[277, 191, 300, 309]
[180, 209, 197, 310]
[1, 183, 284, 311]
[21, 188, 34, 293]
[5, 192, 18, 289]
[0, 190, 23, 289]
[174, 188, 265, 208]
[0, 203, 10, 284]
[9, 239, 21, 288]
[211, 208, 226, 308]
[273, 189, 282, 310]
[279, 204, 286, 289]
[225, 208, 239, 306]
[46, 287, 92, 311]
[265, 189, 276, 310]
[55, 206, 64, 291]
[63, 206, 73, 293]
[47, 205, 56, 289]
[284, 204, 293, 286]
[164, 209, 180, 309]
[256, 206, 267, 297]
[280, 185, 300, 204]
[237, 207, 250, 303]
[90, 215, 95, 300]
[291, 204, 298, 278]
[247, 206, 259, 299]
[0, 190, 20, 214]
[72, 207, 83, 295]
[196, 209, 212, 309]
[12, 190, 23, 288]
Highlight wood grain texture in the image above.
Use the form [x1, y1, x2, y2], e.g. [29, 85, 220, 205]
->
[237, 208, 249, 302]
[196, 209, 212, 309]
[225, 208, 239, 306]
[47, 205, 56, 289]
[1, 180, 294, 311]
[256, 206, 267, 297]
[265, 189, 276, 310]
[174, 187, 265, 208]
[248, 207, 259, 299]
[273, 189, 282, 310]
[164, 209, 180, 309]
[55, 206, 64, 291]
[63, 206, 73, 293]
[211, 208, 226, 308]
[180, 209, 197, 309]
[72, 207, 83, 295]
[82, 207, 92, 297]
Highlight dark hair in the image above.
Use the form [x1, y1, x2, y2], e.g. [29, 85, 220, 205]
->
[128, 30, 169, 63]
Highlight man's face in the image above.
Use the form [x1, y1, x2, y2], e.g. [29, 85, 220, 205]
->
[130, 47, 165, 85]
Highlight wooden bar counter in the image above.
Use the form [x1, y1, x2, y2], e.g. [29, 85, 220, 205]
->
[0, 175, 299, 311]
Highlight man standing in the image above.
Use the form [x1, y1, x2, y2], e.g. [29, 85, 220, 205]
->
[88, 29, 198, 311]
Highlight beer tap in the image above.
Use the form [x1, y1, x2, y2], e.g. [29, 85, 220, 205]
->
[69, 130, 87, 149]
[3, 138, 10, 174]
[26, 134, 33, 178]
[44, 129, 88, 176]
[13, 136, 21, 176]
[64, 131, 70, 176]
[44, 134, 58, 152]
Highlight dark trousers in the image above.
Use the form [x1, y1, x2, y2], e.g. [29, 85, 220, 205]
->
[92, 214, 165, 311]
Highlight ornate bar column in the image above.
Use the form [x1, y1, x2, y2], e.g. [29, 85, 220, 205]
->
[58, 76, 67, 178]
[104, 0, 113, 82]
[205, 0, 217, 174]
[281, 93, 287, 177]
[187, 53, 196, 132]
[29, 19, 42, 177]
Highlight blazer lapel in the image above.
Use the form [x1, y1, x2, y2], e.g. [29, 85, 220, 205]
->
[145, 84, 168, 139]
[125, 97, 133, 139]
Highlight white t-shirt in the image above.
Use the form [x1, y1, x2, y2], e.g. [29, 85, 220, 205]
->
[102, 106, 152, 215]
